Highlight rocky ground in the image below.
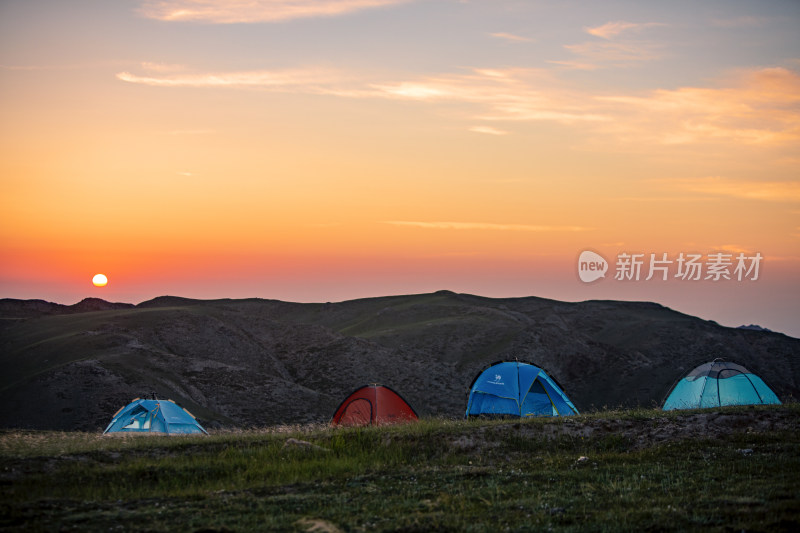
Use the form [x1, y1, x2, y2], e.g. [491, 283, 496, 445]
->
[451, 407, 799, 453]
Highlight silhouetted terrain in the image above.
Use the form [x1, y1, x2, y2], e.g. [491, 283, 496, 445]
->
[737, 324, 773, 332]
[1, 291, 797, 431]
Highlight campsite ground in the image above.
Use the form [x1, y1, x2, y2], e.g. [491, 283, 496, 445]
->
[1, 404, 798, 532]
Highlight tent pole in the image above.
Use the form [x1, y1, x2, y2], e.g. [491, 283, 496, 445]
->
[698, 375, 708, 408]
[740, 372, 764, 404]
[516, 360, 522, 417]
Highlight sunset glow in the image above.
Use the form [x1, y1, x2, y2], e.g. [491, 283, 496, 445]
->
[1, 1, 798, 336]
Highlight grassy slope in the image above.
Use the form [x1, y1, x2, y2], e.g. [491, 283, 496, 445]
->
[0, 305, 237, 428]
[2, 405, 798, 532]
[0, 307, 190, 392]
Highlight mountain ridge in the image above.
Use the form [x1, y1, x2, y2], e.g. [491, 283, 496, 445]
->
[1, 291, 797, 431]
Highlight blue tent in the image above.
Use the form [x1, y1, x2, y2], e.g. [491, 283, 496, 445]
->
[466, 361, 579, 418]
[663, 360, 781, 411]
[104, 398, 208, 435]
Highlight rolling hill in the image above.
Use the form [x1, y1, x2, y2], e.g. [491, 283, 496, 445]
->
[1, 291, 797, 431]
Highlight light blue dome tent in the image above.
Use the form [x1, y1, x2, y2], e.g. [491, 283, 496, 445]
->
[104, 398, 208, 435]
[663, 359, 781, 411]
[466, 360, 579, 418]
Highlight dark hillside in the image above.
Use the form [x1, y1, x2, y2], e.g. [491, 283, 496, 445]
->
[0, 298, 134, 318]
[0, 291, 797, 431]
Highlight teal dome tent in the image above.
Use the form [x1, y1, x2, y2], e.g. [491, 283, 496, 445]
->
[663, 359, 781, 411]
[466, 360, 579, 418]
[104, 398, 208, 435]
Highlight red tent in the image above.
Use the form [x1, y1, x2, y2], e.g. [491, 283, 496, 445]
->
[331, 384, 419, 426]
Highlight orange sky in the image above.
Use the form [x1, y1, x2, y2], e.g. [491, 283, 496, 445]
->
[1, 1, 798, 336]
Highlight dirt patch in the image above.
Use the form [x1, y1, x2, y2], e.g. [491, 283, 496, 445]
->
[450, 407, 799, 452]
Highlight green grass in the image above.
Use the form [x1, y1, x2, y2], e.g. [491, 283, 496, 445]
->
[2, 407, 799, 532]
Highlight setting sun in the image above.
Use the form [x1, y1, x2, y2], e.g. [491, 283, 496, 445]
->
[92, 274, 108, 287]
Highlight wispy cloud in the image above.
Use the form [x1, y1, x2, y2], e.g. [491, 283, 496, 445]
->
[610, 195, 723, 204]
[555, 21, 666, 70]
[383, 221, 591, 231]
[116, 68, 348, 89]
[479, 106, 608, 123]
[138, 0, 413, 23]
[371, 81, 453, 100]
[584, 21, 665, 39]
[371, 68, 612, 124]
[119, 63, 612, 126]
[117, 62, 800, 150]
[597, 67, 800, 146]
[469, 125, 508, 136]
[563, 41, 663, 65]
[489, 32, 533, 43]
[658, 177, 800, 202]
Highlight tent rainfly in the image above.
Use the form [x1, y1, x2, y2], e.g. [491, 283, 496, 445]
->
[331, 384, 418, 426]
[662, 359, 781, 411]
[466, 360, 579, 418]
[104, 398, 208, 435]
